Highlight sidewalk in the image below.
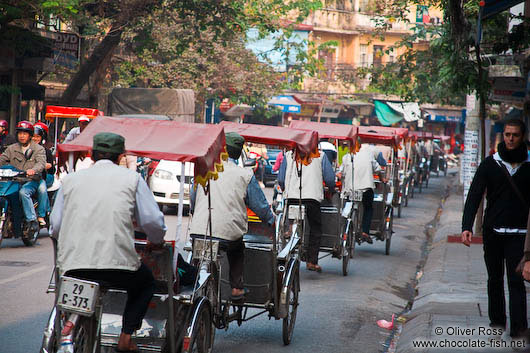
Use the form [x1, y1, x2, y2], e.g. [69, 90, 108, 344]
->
[395, 183, 528, 353]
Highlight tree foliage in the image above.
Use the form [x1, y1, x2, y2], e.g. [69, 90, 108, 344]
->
[362, 0, 530, 106]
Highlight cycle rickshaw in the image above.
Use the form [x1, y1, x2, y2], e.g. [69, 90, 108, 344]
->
[409, 131, 434, 193]
[351, 127, 401, 255]
[216, 121, 320, 345]
[367, 127, 410, 218]
[288, 120, 359, 276]
[41, 117, 229, 353]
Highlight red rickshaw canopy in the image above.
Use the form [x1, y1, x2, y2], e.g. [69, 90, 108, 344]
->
[219, 121, 320, 165]
[57, 117, 227, 187]
[409, 131, 434, 140]
[358, 126, 399, 148]
[288, 121, 358, 147]
[434, 135, 451, 142]
[45, 105, 102, 120]
[371, 126, 408, 140]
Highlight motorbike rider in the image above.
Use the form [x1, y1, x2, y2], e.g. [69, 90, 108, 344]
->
[32, 122, 55, 226]
[278, 145, 335, 272]
[0, 120, 16, 153]
[0, 121, 46, 235]
[50, 132, 166, 352]
[190, 132, 275, 300]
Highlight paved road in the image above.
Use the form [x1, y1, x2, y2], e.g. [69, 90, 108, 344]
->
[0, 175, 451, 353]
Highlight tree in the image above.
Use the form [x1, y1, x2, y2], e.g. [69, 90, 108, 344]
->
[356, 0, 529, 107]
[115, 15, 284, 115]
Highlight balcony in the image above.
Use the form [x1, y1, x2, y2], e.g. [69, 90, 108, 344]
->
[305, 8, 413, 35]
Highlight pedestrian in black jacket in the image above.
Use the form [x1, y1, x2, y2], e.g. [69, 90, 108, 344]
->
[462, 118, 530, 338]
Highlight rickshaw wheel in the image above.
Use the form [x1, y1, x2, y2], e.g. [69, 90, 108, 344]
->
[342, 240, 349, 276]
[0, 219, 5, 249]
[282, 269, 299, 345]
[187, 302, 214, 353]
[385, 210, 393, 256]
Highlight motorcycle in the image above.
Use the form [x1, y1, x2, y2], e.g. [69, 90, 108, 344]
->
[0, 166, 43, 247]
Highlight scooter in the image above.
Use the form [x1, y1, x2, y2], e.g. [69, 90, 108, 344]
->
[0, 165, 42, 247]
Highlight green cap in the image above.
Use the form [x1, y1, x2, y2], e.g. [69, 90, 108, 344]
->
[225, 131, 245, 151]
[93, 132, 125, 154]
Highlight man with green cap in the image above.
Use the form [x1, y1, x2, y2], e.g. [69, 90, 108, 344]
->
[190, 131, 275, 300]
[50, 132, 167, 352]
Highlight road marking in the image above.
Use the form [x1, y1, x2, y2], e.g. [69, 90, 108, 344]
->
[0, 265, 48, 285]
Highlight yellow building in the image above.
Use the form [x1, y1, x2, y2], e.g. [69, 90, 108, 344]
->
[301, 0, 443, 93]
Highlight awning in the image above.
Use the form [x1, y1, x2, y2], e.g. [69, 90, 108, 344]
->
[386, 102, 420, 122]
[223, 104, 253, 117]
[423, 108, 465, 123]
[219, 121, 319, 165]
[58, 117, 227, 187]
[338, 99, 374, 116]
[45, 105, 102, 120]
[268, 95, 301, 113]
[320, 104, 343, 119]
[374, 100, 403, 126]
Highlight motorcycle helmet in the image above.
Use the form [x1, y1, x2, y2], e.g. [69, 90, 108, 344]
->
[34, 122, 49, 139]
[0, 120, 8, 132]
[16, 121, 34, 136]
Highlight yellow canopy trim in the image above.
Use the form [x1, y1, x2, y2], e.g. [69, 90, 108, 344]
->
[194, 149, 229, 188]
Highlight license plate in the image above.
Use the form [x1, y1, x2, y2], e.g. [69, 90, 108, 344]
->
[57, 276, 99, 316]
[288, 205, 305, 220]
[192, 239, 219, 260]
[353, 190, 363, 202]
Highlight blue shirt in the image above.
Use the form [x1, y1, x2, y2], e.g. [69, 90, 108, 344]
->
[278, 153, 335, 191]
[191, 158, 274, 225]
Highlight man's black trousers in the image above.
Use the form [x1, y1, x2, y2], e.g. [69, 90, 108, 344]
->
[361, 189, 374, 234]
[219, 238, 245, 290]
[66, 263, 155, 334]
[483, 231, 527, 337]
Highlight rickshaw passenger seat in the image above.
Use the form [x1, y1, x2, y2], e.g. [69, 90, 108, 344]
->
[243, 233, 272, 245]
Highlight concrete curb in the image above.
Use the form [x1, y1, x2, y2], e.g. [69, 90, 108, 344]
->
[395, 183, 491, 353]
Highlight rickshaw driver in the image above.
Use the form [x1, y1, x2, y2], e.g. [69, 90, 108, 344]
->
[50, 132, 167, 353]
[190, 132, 275, 301]
[354, 143, 387, 244]
[278, 146, 335, 273]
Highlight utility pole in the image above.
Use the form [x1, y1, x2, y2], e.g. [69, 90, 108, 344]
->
[463, 93, 483, 236]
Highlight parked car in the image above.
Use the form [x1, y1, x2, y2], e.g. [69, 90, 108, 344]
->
[149, 152, 256, 213]
[263, 148, 282, 186]
[148, 160, 193, 213]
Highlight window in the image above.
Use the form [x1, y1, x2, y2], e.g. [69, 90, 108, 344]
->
[359, 0, 371, 12]
[416, 5, 430, 23]
[360, 44, 368, 67]
[319, 48, 336, 79]
[373, 45, 384, 67]
[389, 55, 395, 63]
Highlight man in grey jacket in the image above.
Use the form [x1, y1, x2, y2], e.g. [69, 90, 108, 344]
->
[0, 120, 46, 234]
[51, 132, 166, 352]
